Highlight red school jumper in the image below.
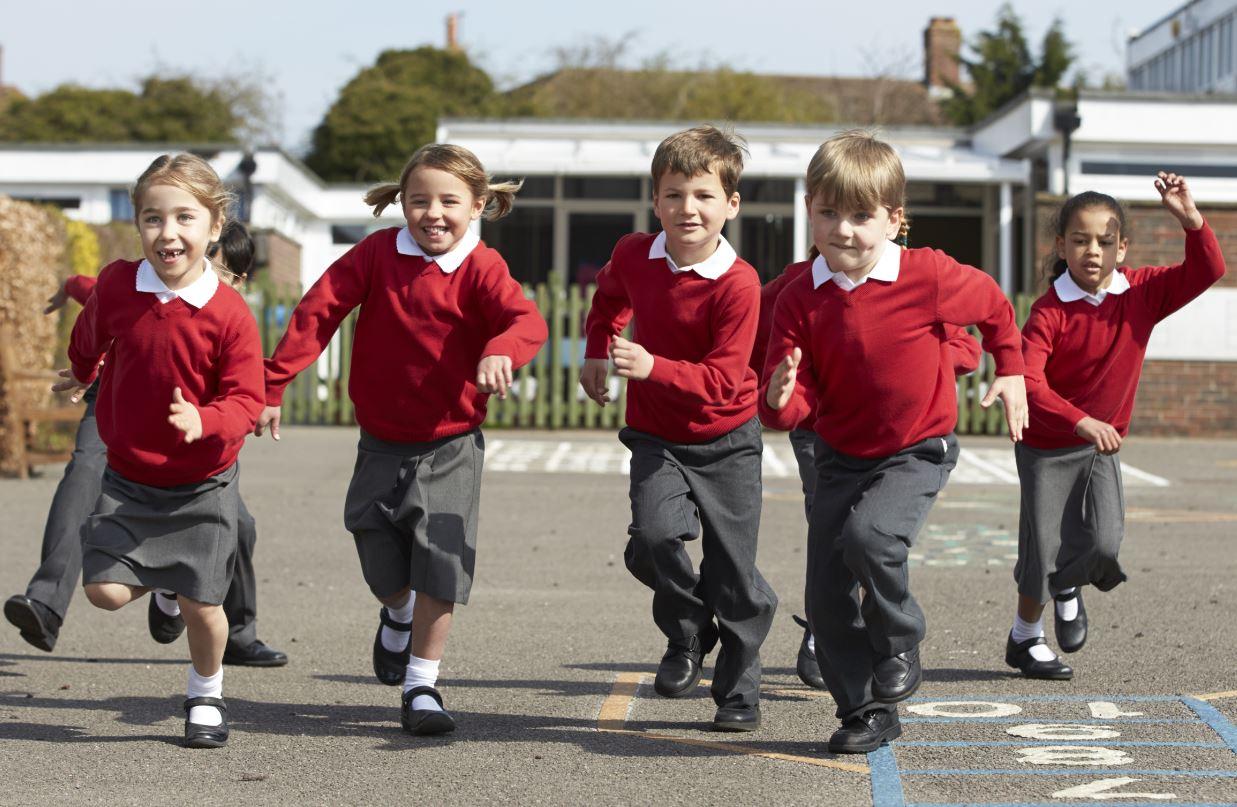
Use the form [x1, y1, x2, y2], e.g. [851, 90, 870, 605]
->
[1022, 222, 1227, 450]
[584, 233, 761, 443]
[68, 260, 265, 487]
[758, 248, 1024, 458]
[264, 228, 547, 443]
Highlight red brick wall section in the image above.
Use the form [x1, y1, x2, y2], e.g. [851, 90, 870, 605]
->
[256, 229, 302, 291]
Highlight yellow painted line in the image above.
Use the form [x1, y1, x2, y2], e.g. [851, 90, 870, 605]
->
[596, 673, 865, 774]
[1195, 690, 1237, 702]
[1127, 508, 1237, 523]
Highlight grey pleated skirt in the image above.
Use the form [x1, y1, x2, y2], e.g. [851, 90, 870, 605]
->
[343, 428, 484, 605]
[82, 464, 240, 605]
[1014, 442, 1127, 602]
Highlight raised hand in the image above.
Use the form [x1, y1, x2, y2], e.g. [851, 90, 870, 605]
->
[44, 282, 69, 315]
[1075, 415, 1122, 455]
[51, 368, 89, 403]
[981, 374, 1029, 443]
[579, 358, 610, 406]
[610, 336, 653, 381]
[476, 354, 514, 400]
[253, 405, 281, 441]
[168, 387, 203, 444]
[1154, 172, 1204, 230]
[765, 347, 801, 411]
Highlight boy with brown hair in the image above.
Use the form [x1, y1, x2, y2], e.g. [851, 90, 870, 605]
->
[581, 125, 776, 732]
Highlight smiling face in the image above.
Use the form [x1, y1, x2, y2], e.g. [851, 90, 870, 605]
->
[808, 193, 902, 279]
[401, 166, 485, 256]
[1057, 205, 1128, 294]
[137, 183, 222, 290]
[652, 170, 740, 267]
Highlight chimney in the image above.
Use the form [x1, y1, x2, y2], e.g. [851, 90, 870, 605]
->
[445, 13, 460, 52]
[923, 17, 962, 94]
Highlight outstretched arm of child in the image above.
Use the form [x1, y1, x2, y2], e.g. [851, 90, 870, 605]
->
[1075, 416, 1122, 454]
[44, 281, 69, 315]
[477, 355, 514, 400]
[51, 368, 91, 403]
[1155, 171, 1204, 230]
[765, 347, 801, 411]
[253, 405, 281, 441]
[168, 387, 203, 444]
[980, 375, 1029, 442]
[580, 358, 611, 406]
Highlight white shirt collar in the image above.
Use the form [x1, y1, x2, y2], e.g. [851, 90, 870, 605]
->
[811, 241, 902, 290]
[396, 226, 480, 274]
[1053, 270, 1130, 306]
[135, 259, 219, 308]
[648, 231, 738, 280]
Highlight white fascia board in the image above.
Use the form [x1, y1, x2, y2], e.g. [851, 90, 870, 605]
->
[1075, 96, 1237, 147]
[971, 96, 1056, 158]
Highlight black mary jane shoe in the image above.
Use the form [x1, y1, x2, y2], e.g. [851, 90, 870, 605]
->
[1053, 588, 1088, 654]
[148, 595, 185, 644]
[224, 639, 289, 668]
[792, 615, 827, 691]
[4, 595, 61, 653]
[653, 621, 719, 698]
[828, 708, 901, 754]
[183, 697, 229, 749]
[401, 686, 456, 736]
[372, 607, 412, 686]
[713, 703, 762, 732]
[872, 648, 922, 703]
[1005, 634, 1073, 680]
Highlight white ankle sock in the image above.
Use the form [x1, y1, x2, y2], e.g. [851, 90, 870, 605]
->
[381, 594, 415, 653]
[155, 591, 181, 617]
[1011, 615, 1056, 662]
[403, 655, 443, 711]
[1055, 588, 1079, 621]
[807, 634, 816, 654]
[187, 666, 223, 726]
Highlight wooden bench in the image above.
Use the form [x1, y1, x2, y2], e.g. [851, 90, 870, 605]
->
[0, 323, 84, 478]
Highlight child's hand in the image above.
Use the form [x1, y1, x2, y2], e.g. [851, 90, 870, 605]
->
[168, 387, 203, 444]
[253, 405, 281, 441]
[1154, 172, 1204, 230]
[44, 282, 69, 315]
[1075, 416, 1122, 454]
[981, 374, 1029, 442]
[51, 368, 89, 403]
[477, 355, 514, 399]
[611, 336, 653, 380]
[579, 358, 610, 406]
[765, 347, 801, 411]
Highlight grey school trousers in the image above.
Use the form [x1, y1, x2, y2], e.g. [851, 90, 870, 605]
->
[806, 434, 959, 721]
[23, 396, 262, 644]
[619, 417, 777, 709]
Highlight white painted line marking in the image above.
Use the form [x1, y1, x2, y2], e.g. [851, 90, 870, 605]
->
[959, 448, 1021, 484]
[1121, 462, 1171, 487]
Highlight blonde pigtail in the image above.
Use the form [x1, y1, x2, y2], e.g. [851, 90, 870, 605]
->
[363, 183, 403, 218]
[483, 179, 524, 221]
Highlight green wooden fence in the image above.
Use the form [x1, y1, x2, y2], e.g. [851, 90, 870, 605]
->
[256, 277, 1031, 436]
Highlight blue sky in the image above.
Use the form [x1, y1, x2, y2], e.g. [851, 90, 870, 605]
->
[2, 0, 1176, 152]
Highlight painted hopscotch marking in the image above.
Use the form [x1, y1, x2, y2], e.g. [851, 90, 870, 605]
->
[485, 440, 1171, 487]
[870, 694, 1237, 807]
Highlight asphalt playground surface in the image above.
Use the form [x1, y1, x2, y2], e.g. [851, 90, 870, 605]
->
[1, 428, 1235, 806]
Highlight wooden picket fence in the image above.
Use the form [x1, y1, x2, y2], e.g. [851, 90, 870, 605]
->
[256, 277, 1033, 436]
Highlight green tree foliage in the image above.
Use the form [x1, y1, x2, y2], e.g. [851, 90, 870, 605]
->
[0, 78, 241, 142]
[941, 4, 1075, 125]
[304, 47, 497, 183]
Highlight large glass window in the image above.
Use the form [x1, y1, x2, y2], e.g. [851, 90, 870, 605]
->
[563, 176, 641, 200]
[740, 214, 793, 282]
[738, 178, 795, 203]
[110, 188, 133, 221]
[568, 212, 634, 286]
[481, 206, 554, 286]
[515, 175, 555, 199]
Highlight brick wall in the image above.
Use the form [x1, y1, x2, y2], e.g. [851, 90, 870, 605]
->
[254, 229, 301, 291]
[1032, 195, 1236, 436]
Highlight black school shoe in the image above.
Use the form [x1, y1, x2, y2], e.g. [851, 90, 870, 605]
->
[373, 607, 413, 686]
[713, 703, 761, 732]
[828, 708, 901, 754]
[792, 615, 827, 690]
[4, 595, 61, 652]
[401, 686, 456, 736]
[653, 621, 719, 698]
[872, 648, 922, 703]
[183, 697, 229, 749]
[148, 595, 185, 644]
[1005, 634, 1073, 680]
[224, 640, 289, 667]
[1054, 589, 1088, 654]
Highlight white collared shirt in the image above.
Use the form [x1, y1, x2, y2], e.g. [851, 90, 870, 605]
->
[396, 226, 480, 274]
[648, 231, 738, 280]
[810, 241, 902, 291]
[135, 259, 219, 308]
[1053, 270, 1130, 307]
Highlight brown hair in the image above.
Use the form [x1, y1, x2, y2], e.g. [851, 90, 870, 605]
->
[131, 153, 233, 226]
[651, 125, 747, 198]
[805, 130, 909, 258]
[363, 143, 522, 220]
[1044, 191, 1129, 280]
